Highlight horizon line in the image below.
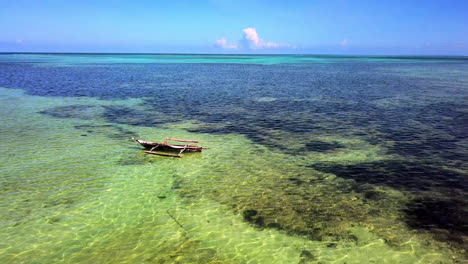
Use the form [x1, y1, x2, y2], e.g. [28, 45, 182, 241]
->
[1, 52, 467, 58]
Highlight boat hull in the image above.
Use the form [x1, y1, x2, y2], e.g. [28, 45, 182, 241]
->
[132, 138, 203, 152]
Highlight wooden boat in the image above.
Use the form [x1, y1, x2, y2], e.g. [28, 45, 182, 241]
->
[132, 137, 203, 158]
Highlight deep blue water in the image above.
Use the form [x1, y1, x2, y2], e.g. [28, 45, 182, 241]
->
[1, 56, 467, 166]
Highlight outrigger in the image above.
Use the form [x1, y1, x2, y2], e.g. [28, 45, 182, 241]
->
[132, 137, 203, 158]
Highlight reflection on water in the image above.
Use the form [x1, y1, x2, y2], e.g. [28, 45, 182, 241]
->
[0, 54, 467, 263]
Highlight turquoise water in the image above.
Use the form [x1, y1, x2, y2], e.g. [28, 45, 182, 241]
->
[1, 53, 466, 65]
[0, 54, 467, 263]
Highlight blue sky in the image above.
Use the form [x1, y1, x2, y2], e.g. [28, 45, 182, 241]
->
[0, 0, 467, 55]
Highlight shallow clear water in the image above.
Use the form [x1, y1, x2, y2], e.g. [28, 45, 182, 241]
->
[0, 54, 467, 263]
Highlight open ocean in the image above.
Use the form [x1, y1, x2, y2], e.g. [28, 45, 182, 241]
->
[0, 54, 467, 263]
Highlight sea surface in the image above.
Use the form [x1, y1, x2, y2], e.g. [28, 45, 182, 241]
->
[0, 53, 467, 263]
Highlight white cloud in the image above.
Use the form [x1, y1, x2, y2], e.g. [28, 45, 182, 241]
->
[216, 28, 287, 50]
[241, 28, 282, 49]
[215, 38, 238, 49]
